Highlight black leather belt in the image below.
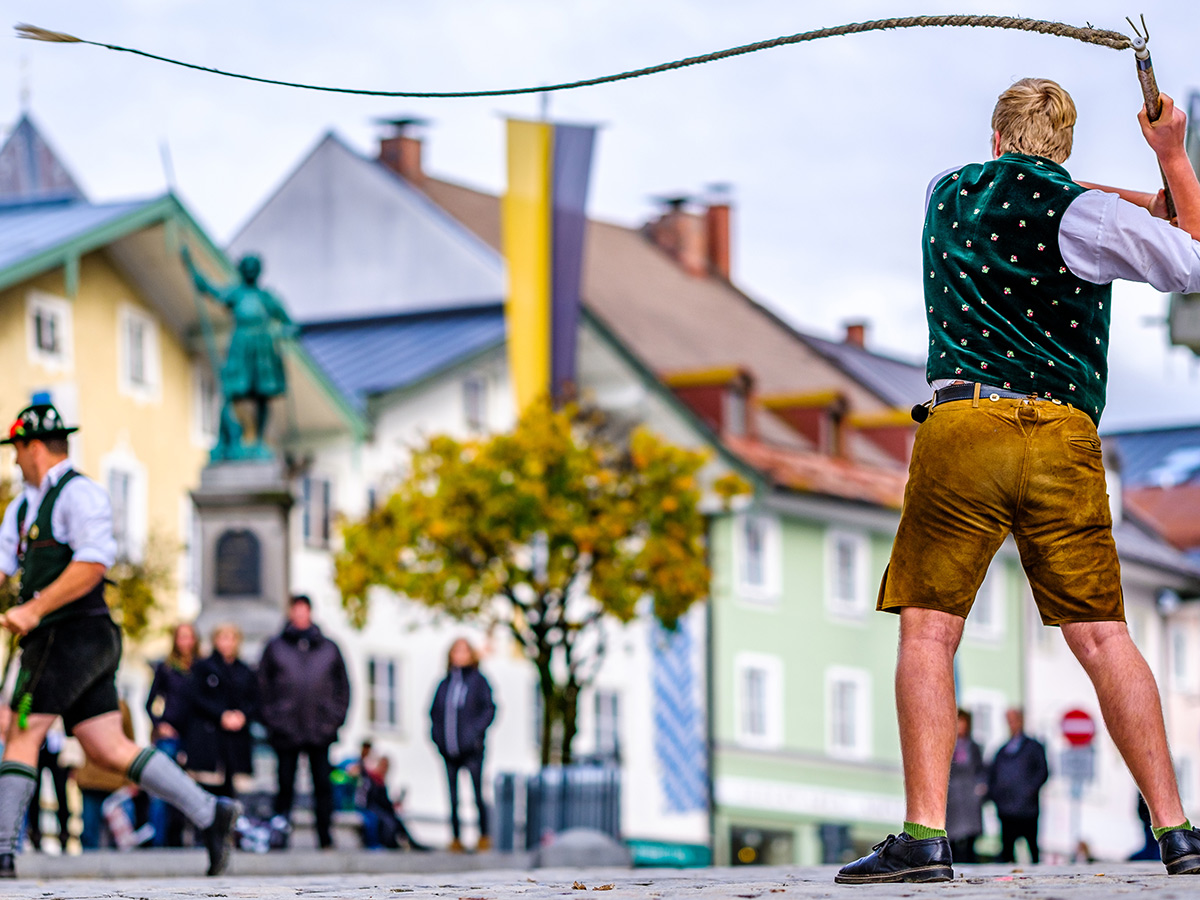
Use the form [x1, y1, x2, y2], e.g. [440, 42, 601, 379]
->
[911, 383, 1034, 423]
[932, 384, 1032, 405]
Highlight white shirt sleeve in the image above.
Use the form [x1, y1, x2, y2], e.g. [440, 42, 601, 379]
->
[1059, 189, 1200, 292]
[51, 476, 117, 568]
[925, 166, 962, 213]
[0, 496, 21, 577]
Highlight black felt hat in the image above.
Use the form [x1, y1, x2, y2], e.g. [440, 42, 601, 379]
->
[1, 404, 79, 445]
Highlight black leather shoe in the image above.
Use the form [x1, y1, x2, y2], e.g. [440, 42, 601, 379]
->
[1159, 826, 1200, 874]
[203, 797, 242, 876]
[0, 852, 13, 879]
[835, 832, 953, 884]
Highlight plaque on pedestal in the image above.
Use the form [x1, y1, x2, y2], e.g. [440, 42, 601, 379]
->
[191, 458, 294, 657]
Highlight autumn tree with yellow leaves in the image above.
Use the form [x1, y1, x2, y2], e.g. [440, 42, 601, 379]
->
[336, 401, 747, 765]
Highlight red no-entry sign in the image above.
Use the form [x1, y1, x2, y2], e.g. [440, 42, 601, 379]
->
[1061, 708, 1096, 747]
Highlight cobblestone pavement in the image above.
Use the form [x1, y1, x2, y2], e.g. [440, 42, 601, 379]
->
[1, 862, 1197, 899]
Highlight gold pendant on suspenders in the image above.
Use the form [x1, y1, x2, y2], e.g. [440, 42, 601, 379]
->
[28, 525, 38, 541]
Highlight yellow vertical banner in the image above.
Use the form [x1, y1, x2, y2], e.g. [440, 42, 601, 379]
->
[502, 120, 554, 414]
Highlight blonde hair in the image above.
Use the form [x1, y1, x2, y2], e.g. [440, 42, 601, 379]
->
[446, 637, 480, 672]
[211, 622, 243, 651]
[991, 78, 1076, 163]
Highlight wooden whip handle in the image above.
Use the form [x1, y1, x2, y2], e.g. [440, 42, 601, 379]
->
[1136, 51, 1178, 221]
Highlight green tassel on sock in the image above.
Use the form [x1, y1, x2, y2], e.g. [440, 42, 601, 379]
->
[1153, 819, 1192, 841]
[903, 821, 947, 840]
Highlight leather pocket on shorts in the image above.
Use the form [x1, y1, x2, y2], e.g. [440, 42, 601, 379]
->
[1067, 434, 1102, 454]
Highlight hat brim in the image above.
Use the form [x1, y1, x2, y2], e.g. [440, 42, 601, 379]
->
[0, 426, 79, 446]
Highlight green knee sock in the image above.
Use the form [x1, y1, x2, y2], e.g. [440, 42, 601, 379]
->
[1153, 819, 1192, 840]
[903, 821, 947, 840]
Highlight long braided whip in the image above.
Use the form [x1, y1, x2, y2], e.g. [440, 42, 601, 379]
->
[16, 16, 1131, 99]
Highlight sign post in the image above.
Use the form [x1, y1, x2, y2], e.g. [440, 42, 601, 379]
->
[1060, 709, 1096, 861]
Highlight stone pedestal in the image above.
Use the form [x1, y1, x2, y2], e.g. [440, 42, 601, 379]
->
[192, 459, 294, 657]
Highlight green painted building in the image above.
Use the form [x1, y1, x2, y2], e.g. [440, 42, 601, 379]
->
[708, 495, 1025, 865]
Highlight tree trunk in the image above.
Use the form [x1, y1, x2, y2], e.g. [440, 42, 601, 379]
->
[561, 677, 580, 766]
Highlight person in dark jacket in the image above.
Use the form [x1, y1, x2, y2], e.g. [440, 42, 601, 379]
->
[258, 595, 350, 849]
[183, 624, 258, 800]
[145, 622, 197, 846]
[946, 709, 987, 864]
[430, 638, 495, 852]
[987, 708, 1049, 864]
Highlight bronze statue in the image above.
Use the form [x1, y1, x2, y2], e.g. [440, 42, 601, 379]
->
[182, 248, 295, 461]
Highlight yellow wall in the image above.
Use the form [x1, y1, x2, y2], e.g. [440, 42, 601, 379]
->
[0, 250, 210, 629]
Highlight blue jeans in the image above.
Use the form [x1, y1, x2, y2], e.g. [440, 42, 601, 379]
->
[80, 790, 111, 850]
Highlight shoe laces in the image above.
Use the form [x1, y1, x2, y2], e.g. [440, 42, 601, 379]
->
[872, 834, 899, 853]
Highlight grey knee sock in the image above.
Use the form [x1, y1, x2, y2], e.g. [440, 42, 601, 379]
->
[0, 762, 38, 854]
[129, 748, 217, 830]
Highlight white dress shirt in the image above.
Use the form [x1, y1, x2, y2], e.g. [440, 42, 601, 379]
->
[0, 458, 117, 577]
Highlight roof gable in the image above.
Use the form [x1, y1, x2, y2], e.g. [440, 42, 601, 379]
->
[0, 114, 85, 204]
[229, 133, 504, 323]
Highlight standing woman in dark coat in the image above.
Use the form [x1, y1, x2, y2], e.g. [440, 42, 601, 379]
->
[946, 709, 987, 863]
[184, 624, 258, 799]
[145, 622, 198, 845]
[430, 638, 495, 852]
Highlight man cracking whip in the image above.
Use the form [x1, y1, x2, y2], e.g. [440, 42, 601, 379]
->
[837, 78, 1200, 884]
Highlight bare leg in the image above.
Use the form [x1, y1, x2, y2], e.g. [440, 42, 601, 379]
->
[896, 607, 965, 829]
[72, 712, 140, 774]
[1061, 620, 1185, 828]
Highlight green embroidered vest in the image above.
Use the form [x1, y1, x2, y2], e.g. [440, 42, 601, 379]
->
[923, 154, 1113, 423]
[16, 469, 110, 629]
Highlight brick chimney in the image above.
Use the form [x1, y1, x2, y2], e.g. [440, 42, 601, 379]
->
[844, 320, 867, 348]
[645, 197, 708, 278]
[376, 117, 428, 183]
[704, 183, 733, 280]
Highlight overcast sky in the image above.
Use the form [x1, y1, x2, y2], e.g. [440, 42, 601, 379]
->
[4, 0, 1199, 431]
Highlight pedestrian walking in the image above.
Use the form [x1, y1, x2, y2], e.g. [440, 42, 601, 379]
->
[988, 708, 1049, 864]
[946, 709, 987, 864]
[145, 622, 198, 846]
[183, 624, 258, 800]
[258, 594, 350, 849]
[836, 79, 1200, 884]
[430, 637, 495, 852]
[0, 403, 239, 877]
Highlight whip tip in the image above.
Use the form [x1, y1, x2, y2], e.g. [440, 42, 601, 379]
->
[15, 23, 83, 43]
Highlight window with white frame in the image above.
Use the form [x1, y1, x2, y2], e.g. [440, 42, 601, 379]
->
[26, 291, 73, 371]
[826, 666, 871, 759]
[193, 364, 219, 446]
[118, 304, 161, 401]
[108, 468, 132, 561]
[101, 449, 146, 564]
[594, 690, 621, 760]
[1171, 624, 1191, 692]
[366, 656, 401, 730]
[826, 529, 869, 618]
[301, 476, 333, 549]
[735, 513, 781, 603]
[463, 375, 488, 432]
[723, 387, 748, 437]
[965, 560, 1007, 640]
[734, 653, 783, 749]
